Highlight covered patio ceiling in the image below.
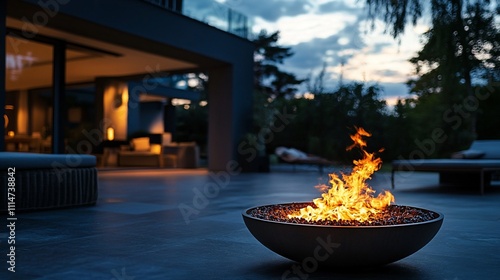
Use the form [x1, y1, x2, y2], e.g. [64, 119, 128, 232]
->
[6, 17, 198, 91]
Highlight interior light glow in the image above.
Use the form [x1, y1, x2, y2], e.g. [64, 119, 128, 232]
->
[106, 127, 115, 141]
[171, 99, 191, 106]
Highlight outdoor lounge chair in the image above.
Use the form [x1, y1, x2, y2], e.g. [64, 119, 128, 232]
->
[275, 147, 335, 173]
[391, 140, 500, 194]
[0, 152, 98, 211]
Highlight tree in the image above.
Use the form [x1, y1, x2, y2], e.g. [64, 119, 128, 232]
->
[364, 0, 496, 39]
[270, 82, 390, 163]
[364, 0, 500, 155]
[247, 30, 304, 161]
[253, 30, 304, 98]
[306, 62, 327, 95]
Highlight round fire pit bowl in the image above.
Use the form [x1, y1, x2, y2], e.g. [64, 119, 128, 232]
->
[242, 202, 443, 267]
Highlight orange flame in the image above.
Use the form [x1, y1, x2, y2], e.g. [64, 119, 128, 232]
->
[288, 128, 394, 223]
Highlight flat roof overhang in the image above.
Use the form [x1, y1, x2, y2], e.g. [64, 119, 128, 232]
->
[5, 0, 254, 91]
[4, 0, 256, 170]
[6, 18, 200, 91]
[7, 0, 253, 64]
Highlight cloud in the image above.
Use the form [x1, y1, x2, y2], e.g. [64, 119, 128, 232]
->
[218, 0, 423, 100]
[377, 82, 413, 103]
[224, 0, 312, 22]
[369, 42, 393, 54]
[316, 1, 361, 15]
[282, 19, 365, 76]
[376, 69, 401, 78]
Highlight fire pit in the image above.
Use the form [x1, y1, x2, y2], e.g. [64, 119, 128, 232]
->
[242, 128, 444, 267]
[243, 203, 443, 267]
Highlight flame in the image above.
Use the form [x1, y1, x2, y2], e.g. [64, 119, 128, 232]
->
[288, 128, 394, 223]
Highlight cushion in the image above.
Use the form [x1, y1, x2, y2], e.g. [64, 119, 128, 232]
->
[275, 147, 287, 156]
[178, 141, 196, 147]
[162, 133, 172, 145]
[131, 137, 150, 152]
[392, 159, 500, 169]
[275, 147, 308, 161]
[0, 152, 96, 170]
[150, 144, 162, 155]
[451, 150, 485, 159]
[286, 148, 308, 159]
[469, 140, 500, 159]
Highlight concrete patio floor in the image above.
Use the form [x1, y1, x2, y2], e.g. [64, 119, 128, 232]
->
[2, 164, 500, 279]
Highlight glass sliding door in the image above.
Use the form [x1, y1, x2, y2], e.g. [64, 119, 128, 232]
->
[5, 35, 53, 153]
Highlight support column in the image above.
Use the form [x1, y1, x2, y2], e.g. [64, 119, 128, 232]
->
[0, 0, 6, 151]
[208, 66, 234, 171]
[163, 99, 176, 134]
[94, 77, 106, 142]
[52, 40, 66, 154]
[207, 63, 253, 171]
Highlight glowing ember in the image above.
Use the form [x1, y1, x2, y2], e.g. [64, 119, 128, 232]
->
[288, 128, 394, 223]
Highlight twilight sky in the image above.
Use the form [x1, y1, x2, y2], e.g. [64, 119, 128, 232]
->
[216, 0, 431, 105]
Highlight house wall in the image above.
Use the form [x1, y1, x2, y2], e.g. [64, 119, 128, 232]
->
[102, 80, 129, 141]
[5, 0, 254, 170]
[139, 101, 165, 135]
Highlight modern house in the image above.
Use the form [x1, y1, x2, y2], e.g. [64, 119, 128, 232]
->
[1, 0, 255, 171]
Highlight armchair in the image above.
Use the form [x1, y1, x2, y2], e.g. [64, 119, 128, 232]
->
[118, 137, 163, 167]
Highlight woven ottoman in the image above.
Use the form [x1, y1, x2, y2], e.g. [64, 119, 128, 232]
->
[0, 152, 98, 212]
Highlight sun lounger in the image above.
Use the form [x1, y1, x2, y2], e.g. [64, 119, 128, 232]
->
[275, 147, 335, 173]
[391, 140, 500, 194]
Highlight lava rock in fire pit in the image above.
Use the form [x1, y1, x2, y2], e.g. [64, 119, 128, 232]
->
[248, 203, 440, 226]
